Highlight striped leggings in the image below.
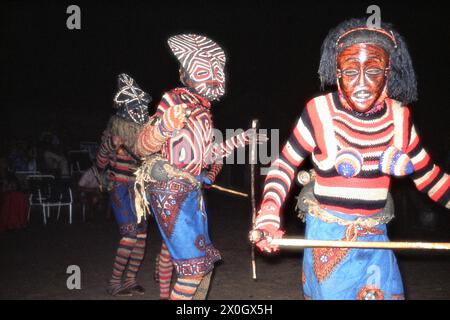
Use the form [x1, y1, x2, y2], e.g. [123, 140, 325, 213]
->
[157, 242, 204, 300]
[109, 232, 147, 294]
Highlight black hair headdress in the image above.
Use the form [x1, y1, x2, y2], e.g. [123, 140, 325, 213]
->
[318, 18, 417, 104]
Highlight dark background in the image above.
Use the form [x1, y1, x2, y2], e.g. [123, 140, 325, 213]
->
[1, 0, 449, 235]
[1, 0, 449, 150]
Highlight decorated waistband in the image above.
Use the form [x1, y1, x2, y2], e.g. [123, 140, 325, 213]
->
[145, 178, 197, 194]
[306, 202, 388, 241]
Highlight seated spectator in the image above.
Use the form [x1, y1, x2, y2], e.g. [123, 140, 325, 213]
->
[37, 133, 69, 177]
[78, 166, 110, 219]
[8, 140, 29, 172]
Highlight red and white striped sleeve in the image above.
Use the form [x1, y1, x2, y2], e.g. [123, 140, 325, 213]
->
[256, 106, 317, 229]
[137, 91, 180, 156]
[211, 131, 249, 160]
[96, 135, 114, 169]
[136, 123, 161, 156]
[207, 162, 223, 183]
[155, 91, 178, 117]
[406, 109, 450, 209]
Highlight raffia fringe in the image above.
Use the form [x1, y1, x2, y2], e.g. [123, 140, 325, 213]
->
[134, 154, 199, 223]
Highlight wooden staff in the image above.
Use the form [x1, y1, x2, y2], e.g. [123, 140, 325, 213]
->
[210, 184, 248, 198]
[250, 119, 259, 280]
[270, 238, 450, 250]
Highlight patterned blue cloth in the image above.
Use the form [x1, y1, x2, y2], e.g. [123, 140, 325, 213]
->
[302, 209, 404, 300]
[147, 179, 221, 277]
[110, 182, 147, 237]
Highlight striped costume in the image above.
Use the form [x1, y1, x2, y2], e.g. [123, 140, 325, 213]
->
[139, 87, 230, 268]
[138, 34, 262, 300]
[97, 133, 148, 295]
[258, 92, 449, 299]
[97, 74, 151, 297]
[97, 134, 147, 233]
[138, 86, 258, 299]
[138, 87, 224, 300]
[97, 135, 139, 183]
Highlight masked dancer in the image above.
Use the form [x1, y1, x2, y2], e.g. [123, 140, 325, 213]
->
[97, 74, 152, 297]
[135, 34, 266, 300]
[253, 18, 449, 300]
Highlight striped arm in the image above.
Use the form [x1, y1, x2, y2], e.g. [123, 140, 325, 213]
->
[207, 162, 223, 183]
[96, 135, 115, 169]
[254, 201, 281, 231]
[137, 91, 185, 157]
[96, 134, 139, 182]
[155, 91, 184, 135]
[136, 121, 168, 156]
[156, 91, 179, 117]
[260, 107, 316, 212]
[161, 104, 188, 132]
[211, 130, 249, 160]
[407, 118, 450, 209]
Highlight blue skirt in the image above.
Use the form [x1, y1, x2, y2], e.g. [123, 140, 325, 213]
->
[302, 209, 404, 300]
[110, 181, 147, 237]
[147, 179, 221, 277]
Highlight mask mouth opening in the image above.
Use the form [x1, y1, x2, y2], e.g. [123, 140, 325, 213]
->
[352, 90, 373, 100]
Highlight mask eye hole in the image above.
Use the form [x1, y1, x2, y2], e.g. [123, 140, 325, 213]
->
[193, 68, 211, 81]
[342, 69, 358, 77]
[366, 68, 383, 76]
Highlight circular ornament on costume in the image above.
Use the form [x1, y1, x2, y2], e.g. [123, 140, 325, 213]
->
[357, 286, 385, 300]
[296, 170, 311, 186]
[335, 148, 363, 178]
[195, 235, 206, 251]
[379, 146, 414, 176]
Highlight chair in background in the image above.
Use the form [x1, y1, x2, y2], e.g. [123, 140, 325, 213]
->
[54, 178, 74, 224]
[68, 150, 91, 176]
[26, 175, 55, 225]
[15, 170, 41, 191]
[26, 175, 75, 225]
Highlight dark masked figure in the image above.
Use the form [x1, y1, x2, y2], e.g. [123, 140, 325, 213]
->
[96, 74, 152, 296]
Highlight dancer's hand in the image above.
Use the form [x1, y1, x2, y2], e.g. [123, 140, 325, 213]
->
[250, 226, 285, 253]
[196, 170, 213, 188]
[252, 201, 284, 253]
[161, 104, 189, 132]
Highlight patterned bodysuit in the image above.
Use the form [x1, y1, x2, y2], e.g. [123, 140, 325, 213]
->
[140, 87, 226, 277]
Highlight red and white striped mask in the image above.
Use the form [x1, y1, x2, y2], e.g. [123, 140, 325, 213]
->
[168, 34, 226, 101]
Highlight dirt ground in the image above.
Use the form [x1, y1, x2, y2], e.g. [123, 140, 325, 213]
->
[1, 189, 450, 300]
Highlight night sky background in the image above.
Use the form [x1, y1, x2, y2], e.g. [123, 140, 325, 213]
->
[1, 0, 449, 193]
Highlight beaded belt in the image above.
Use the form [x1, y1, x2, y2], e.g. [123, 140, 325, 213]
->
[304, 198, 386, 241]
